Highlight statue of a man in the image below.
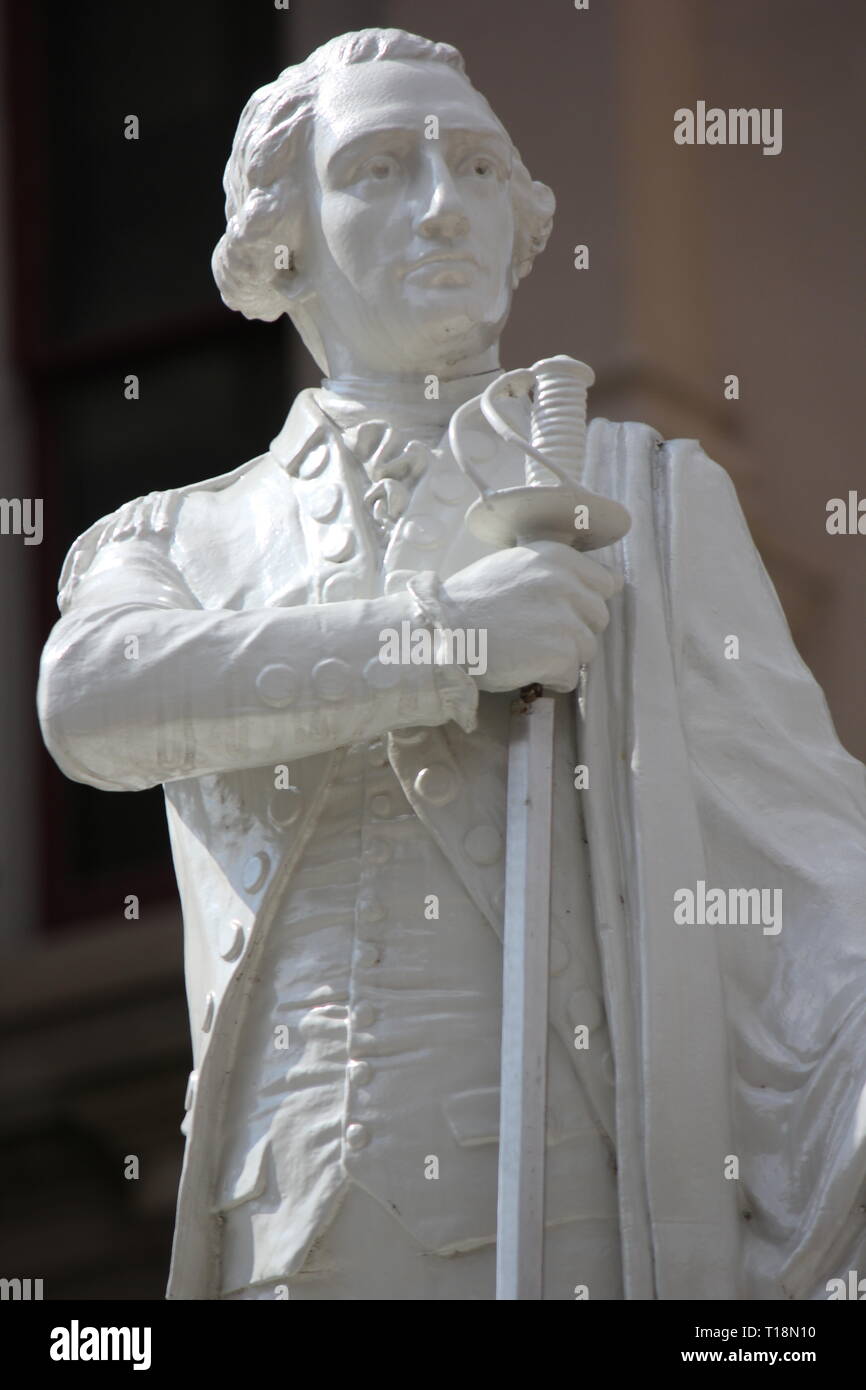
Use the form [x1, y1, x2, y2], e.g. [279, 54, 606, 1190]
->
[37, 28, 866, 1301]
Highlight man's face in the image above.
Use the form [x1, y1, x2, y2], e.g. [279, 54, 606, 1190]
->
[302, 59, 517, 376]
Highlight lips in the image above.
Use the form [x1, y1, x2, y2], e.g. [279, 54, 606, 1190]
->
[402, 253, 480, 278]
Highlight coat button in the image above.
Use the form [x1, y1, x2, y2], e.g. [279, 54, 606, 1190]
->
[184, 1071, 198, 1111]
[568, 988, 603, 1032]
[242, 851, 270, 893]
[348, 1060, 372, 1085]
[369, 793, 394, 818]
[306, 482, 342, 522]
[464, 824, 503, 865]
[269, 786, 302, 827]
[312, 657, 352, 701]
[202, 992, 215, 1032]
[363, 655, 401, 690]
[219, 919, 246, 962]
[320, 524, 355, 562]
[352, 1002, 376, 1028]
[346, 1123, 369, 1150]
[297, 443, 328, 478]
[255, 663, 298, 707]
[414, 764, 459, 806]
[322, 571, 356, 602]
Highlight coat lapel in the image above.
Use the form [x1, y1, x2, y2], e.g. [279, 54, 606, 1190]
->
[269, 391, 380, 603]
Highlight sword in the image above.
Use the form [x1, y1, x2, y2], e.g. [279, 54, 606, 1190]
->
[449, 357, 631, 1300]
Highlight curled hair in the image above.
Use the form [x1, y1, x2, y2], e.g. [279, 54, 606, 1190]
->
[212, 28, 555, 324]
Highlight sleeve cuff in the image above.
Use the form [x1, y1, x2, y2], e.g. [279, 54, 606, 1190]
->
[404, 571, 480, 734]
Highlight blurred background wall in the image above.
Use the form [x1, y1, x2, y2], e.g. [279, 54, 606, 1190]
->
[0, 0, 862, 1298]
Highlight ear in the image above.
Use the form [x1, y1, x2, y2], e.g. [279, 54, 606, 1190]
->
[271, 251, 315, 307]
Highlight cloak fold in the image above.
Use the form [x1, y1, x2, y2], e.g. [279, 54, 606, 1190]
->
[582, 421, 866, 1299]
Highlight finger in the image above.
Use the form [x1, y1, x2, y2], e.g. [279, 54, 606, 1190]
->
[527, 541, 624, 598]
[557, 580, 611, 635]
[566, 549, 624, 599]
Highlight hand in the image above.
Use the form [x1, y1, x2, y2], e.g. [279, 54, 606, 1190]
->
[441, 540, 623, 693]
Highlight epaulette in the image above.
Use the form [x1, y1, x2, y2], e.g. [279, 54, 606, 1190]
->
[57, 488, 184, 613]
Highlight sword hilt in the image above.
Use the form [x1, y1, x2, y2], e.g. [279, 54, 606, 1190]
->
[448, 354, 631, 552]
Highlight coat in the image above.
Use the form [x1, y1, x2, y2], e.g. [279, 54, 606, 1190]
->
[37, 388, 866, 1300]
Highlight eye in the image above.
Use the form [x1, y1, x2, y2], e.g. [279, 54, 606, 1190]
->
[361, 154, 399, 181]
[464, 155, 497, 179]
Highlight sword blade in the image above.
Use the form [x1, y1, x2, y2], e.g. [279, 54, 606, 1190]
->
[495, 694, 555, 1300]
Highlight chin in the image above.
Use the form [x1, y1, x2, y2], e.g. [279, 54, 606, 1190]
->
[405, 295, 510, 357]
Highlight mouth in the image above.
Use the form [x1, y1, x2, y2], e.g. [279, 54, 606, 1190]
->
[402, 253, 481, 281]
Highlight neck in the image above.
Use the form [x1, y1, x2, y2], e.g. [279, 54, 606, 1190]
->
[317, 365, 503, 431]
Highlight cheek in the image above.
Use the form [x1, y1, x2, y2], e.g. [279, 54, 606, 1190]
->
[319, 195, 398, 281]
[471, 190, 515, 264]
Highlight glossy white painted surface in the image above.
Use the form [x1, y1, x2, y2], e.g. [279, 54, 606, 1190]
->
[37, 28, 866, 1300]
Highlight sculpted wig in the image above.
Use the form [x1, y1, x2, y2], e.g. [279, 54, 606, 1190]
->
[212, 27, 555, 365]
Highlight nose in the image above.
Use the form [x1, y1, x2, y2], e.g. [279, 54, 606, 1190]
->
[414, 154, 470, 241]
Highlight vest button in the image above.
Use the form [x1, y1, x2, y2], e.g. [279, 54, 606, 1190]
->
[346, 1123, 369, 1150]
[352, 1002, 376, 1029]
[459, 428, 496, 463]
[269, 786, 302, 827]
[431, 468, 471, 504]
[356, 942, 382, 968]
[358, 899, 385, 924]
[365, 836, 391, 864]
[549, 936, 570, 976]
[348, 1060, 372, 1085]
[401, 515, 443, 549]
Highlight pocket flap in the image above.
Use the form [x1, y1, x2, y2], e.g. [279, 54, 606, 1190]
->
[442, 1086, 583, 1146]
[215, 1133, 270, 1211]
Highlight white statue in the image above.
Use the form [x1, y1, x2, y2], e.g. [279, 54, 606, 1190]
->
[36, 28, 866, 1301]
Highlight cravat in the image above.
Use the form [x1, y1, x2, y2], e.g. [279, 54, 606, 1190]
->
[344, 420, 434, 539]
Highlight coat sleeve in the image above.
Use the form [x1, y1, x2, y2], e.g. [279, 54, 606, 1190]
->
[667, 437, 866, 1298]
[37, 490, 478, 792]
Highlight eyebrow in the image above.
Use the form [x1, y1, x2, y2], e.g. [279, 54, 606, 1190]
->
[325, 125, 513, 180]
